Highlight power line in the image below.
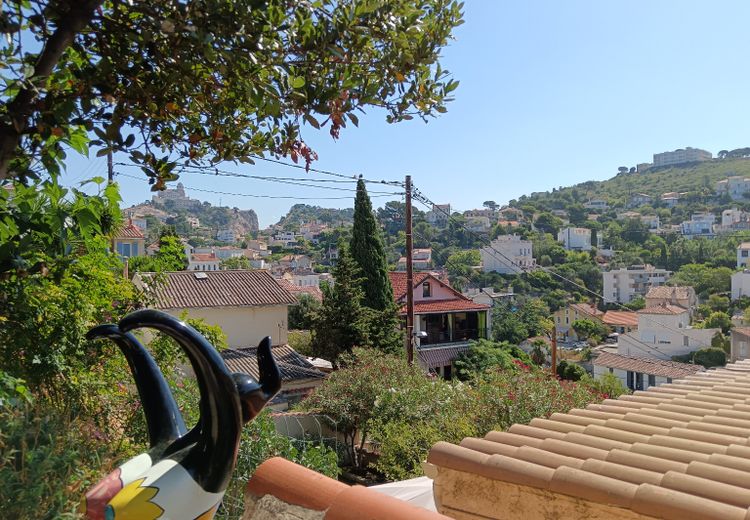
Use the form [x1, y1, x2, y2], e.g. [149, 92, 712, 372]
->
[116, 172, 403, 201]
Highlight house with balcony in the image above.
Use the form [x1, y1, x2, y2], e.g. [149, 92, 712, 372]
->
[602, 264, 671, 304]
[388, 272, 491, 379]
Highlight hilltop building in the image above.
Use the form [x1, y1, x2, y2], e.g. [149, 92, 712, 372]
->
[653, 147, 712, 167]
[602, 264, 671, 304]
[151, 182, 201, 209]
[480, 235, 534, 274]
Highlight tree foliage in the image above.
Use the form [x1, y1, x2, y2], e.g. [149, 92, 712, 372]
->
[0, 0, 463, 183]
[288, 293, 322, 331]
[453, 339, 533, 380]
[350, 178, 394, 310]
[129, 229, 187, 273]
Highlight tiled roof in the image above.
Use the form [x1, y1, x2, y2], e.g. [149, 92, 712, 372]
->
[427, 360, 750, 520]
[645, 286, 694, 301]
[593, 352, 704, 379]
[638, 304, 687, 315]
[139, 270, 297, 309]
[276, 278, 323, 302]
[388, 271, 432, 300]
[245, 457, 449, 519]
[221, 344, 325, 382]
[190, 253, 218, 262]
[406, 299, 490, 315]
[116, 222, 145, 239]
[738, 242, 750, 249]
[418, 344, 471, 368]
[570, 302, 604, 318]
[602, 310, 639, 327]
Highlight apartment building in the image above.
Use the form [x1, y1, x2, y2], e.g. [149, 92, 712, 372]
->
[480, 235, 534, 274]
[602, 264, 671, 304]
[653, 147, 712, 167]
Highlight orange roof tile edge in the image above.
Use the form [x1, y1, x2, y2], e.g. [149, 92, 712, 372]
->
[426, 361, 750, 520]
[246, 457, 450, 519]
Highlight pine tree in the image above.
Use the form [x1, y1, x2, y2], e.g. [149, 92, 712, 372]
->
[311, 243, 369, 366]
[350, 178, 394, 311]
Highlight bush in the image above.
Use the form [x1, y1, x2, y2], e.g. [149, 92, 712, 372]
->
[556, 360, 588, 381]
[692, 347, 727, 368]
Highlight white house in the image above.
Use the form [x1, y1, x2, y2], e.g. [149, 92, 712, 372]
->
[465, 216, 492, 233]
[602, 264, 671, 304]
[738, 243, 750, 269]
[730, 327, 750, 361]
[134, 270, 298, 348]
[617, 304, 718, 360]
[193, 246, 245, 260]
[557, 227, 592, 251]
[216, 228, 237, 243]
[593, 351, 704, 391]
[680, 212, 715, 238]
[188, 252, 220, 271]
[628, 193, 653, 207]
[732, 270, 750, 300]
[583, 199, 608, 211]
[716, 176, 750, 200]
[425, 203, 451, 228]
[396, 248, 433, 271]
[462, 286, 514, 307]
[481, 235, 534, 274]
[660, 192, 680, 208]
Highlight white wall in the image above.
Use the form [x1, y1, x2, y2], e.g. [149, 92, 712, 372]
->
[593, 364, 670, 390]
[732, 271, 750, 300]
[163, 305, 289, 347]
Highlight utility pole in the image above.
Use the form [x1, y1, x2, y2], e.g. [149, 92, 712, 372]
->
[405, 175, 414, 365]
[550, 325, 557, 378]
[107, 149, 114, 184]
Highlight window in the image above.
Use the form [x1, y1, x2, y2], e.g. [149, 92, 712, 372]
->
[648, 374, 656, 387]
[608, 367, 614, 374]
[743, 250, 749, 258]
[422, 282, 431, 297]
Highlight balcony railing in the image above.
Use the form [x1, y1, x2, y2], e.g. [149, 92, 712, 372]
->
[421, 328, 490, 346]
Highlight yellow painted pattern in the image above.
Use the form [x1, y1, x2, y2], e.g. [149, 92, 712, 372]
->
[107, 478, 164, 519]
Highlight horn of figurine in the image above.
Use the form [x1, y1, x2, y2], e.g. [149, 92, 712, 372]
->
[86, 324, 187, 448]
[233, 336, 281, 422]
[119, 309, 242, 493]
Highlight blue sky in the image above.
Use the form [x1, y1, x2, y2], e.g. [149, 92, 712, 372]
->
[61, 1, 750, 227]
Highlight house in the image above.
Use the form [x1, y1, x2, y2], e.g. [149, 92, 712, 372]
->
[465, 216, 492, 233]
[425, 203, 451, 228]
[424, 360, 750, 520]
[114, 220, 146, 259]
[497, 206, 524, 222]
[644, 286, 697, 313]
[731, 270, 750, 300]
[660, 191, 680, 208]
[277, 278, 323, 302]
[462, 286, 514, 307]
[557, 227, 592, 251]
[730, 327, 750, 361]
[601, 310, 638, 334]
[617, 303, 718, 360]
[716, 175, 750, 200]
[641, 215, 660, 230]
[134, 269, 297, 347]
[583, 198, 608, 211]
[193, 246, 245, 260]
[464, 208, 497, 219]
[188, 252, 220, 271]
[552, 303, 604, 343]
[593, 351, 704, 391]
[737, 242, 750, 268]
[602, 264, 671, 304]
[216, 228, 236, 243]
[221, 344, 326, 410]
[277, 254, 313, 272]
[396, 248, 433, 271]
[628, 193, 652, 207]
[388, 271, 491, 379]
[481, 235, 534, 274]
[680, 212, 715, 238]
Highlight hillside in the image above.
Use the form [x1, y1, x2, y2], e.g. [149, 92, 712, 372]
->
[275, 204, 355, 229]
[125, 201, 259, 238]
[514, 157, 750, 209]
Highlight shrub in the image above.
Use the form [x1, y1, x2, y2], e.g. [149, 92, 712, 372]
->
[556, 360, 588, 381]
[692, 347, 727, 368]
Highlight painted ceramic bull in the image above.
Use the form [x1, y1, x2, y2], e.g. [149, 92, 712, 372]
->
[81, 309, 281, 520]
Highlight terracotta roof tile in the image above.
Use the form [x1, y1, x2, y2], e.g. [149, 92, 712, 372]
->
[426, 361, 750, 520]
[388, 271, 432, 300]
[276, 278, 323, 302]
[408, 299, 490, 314]
[638, 303, 688, 315]
[645, 286, 694, 301]
[191, 253, 218, 262]
[221, 345, 325, 382]
[138, 269, 297, 309]
[594, 352, 704, 379]
[116, 222, 145, 239]
[601, 310, 639, 327]
[417, 344, 470, 368]
[570, 302, 604, 318]
[245, 458, 450, 519]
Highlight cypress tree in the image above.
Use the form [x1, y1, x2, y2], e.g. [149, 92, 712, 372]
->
[311, 242, 369, 366]
[350, 178, 393, 310]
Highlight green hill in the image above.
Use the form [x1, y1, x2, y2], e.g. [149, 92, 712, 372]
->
[514, 157, 750, 210]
